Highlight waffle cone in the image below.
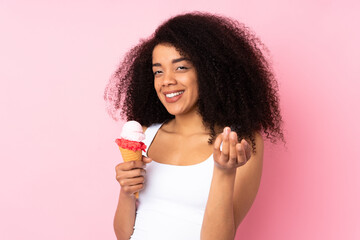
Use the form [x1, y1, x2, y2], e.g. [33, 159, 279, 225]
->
[119, 147, 142, 198]
[119, 147, 142, 162]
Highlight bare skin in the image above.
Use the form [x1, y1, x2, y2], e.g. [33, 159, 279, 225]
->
[147, 117, 215, 166]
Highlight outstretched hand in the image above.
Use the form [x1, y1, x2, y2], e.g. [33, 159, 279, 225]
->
[213, 127, 251, 173]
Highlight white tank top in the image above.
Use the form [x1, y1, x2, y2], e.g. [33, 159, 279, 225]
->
[130, 123, 215, 240]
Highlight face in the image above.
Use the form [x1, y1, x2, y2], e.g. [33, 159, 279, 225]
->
[152, 43, 199, 116]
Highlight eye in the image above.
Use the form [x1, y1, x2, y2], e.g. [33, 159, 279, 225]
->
[153, 70, 162, 76]
[176, 66, 188, 70]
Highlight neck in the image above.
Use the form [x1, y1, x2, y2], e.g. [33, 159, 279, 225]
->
[169, 110, 209, 135]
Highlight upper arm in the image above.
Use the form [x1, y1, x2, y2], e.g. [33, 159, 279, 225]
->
[233, 132, 264, 227]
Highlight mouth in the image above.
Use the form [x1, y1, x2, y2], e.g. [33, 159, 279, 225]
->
[164, 91, 184, 98]
[163, 90, 185, 103]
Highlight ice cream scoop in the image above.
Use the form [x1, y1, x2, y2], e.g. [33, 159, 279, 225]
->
[120, 120, 146, 142]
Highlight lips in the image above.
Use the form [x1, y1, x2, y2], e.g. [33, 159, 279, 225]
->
[163, 90, 185, 103]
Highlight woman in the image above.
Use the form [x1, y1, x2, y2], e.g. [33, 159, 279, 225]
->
[104, 11, 283, 240]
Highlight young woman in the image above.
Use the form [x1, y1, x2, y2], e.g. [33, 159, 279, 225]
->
[104, 11, 284, 240]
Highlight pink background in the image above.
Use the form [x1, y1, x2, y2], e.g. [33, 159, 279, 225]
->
[1, 0, 359, 239]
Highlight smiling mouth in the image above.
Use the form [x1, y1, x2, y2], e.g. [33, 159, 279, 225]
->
[165, 91, 184, 98]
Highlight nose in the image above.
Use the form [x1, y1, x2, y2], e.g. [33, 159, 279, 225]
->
[162, 71, 177, 86]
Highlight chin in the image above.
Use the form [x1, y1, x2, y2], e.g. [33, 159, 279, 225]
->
[162, 105, 182, 115]
[160, 99, 197, 116]
[165, 109, 182, 116]
[166, 106, 198, 117]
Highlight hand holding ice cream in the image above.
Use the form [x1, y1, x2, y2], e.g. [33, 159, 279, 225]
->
[115, 121, 147, 198]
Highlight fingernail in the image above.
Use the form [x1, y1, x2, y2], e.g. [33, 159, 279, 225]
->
[230, 132, 236, 140]
[237, 144, 242, 151]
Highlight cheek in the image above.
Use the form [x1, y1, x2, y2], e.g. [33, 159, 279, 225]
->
[154, 80, 160, 92]
[154, 82, 163, 99]
[154, 76, 163, 87]
[190, 80, 199, 97]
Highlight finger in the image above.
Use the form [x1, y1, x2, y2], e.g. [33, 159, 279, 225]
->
[220, 127, 231, 163]
[242, 140, 252, 161]
[117, 168, 146, 181]
[236, 142, 247, 166]
[213, 132, 223, 162]
[118, 176, 145, 187]
[142, 156, 152, 164]
[228, 131, 238, 166]
[117, 160, 145, 171]
[121, 183, 144, 195]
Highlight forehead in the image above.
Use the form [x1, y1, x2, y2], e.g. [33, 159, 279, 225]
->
[152, 44, 183, 60]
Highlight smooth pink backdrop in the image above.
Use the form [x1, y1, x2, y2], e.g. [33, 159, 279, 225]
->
[1, 0, 359, 239]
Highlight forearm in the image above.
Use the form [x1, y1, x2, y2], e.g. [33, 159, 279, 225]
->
[113, 189, 136, 240]
[201, 167, 236, 240]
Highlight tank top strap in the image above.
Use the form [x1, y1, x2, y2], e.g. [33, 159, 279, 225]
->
[143, 123, 163, 157]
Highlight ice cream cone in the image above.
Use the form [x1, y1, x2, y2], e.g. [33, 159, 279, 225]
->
[116, 121, 147, 200]
[119, 147, 142, 198]
[119, 147, 142, 162]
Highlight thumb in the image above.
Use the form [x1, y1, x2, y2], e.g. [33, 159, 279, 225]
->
[213, 133, 223, 161]
[142, 156, 152, 164]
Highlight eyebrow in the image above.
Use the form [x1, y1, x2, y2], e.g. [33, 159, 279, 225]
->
[152, 57, 189, 67]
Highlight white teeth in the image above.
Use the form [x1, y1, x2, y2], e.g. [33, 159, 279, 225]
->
[165, 91, 184, 98]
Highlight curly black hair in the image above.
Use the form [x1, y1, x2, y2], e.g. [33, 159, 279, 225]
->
[104, 11, 284, 150]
